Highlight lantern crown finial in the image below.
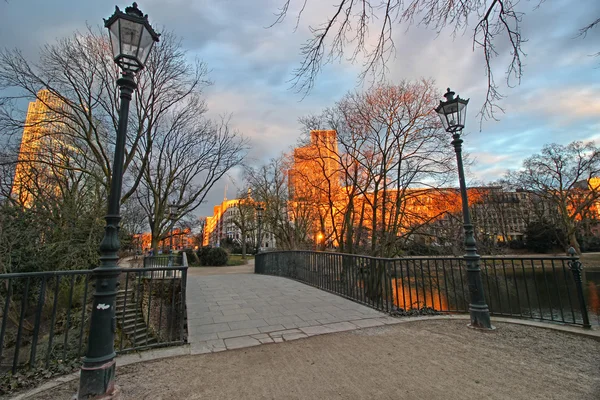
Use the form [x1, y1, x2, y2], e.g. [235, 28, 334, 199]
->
[125, 2, 144, 18]
[444, 88, 456, 102]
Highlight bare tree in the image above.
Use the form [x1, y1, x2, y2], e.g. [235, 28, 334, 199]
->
[227, 189, 258, 259]
[135, 113, 248, 252]
[297, 80, 454, 257]
[507, 141, 600, 253]
[0, 29, 209, 204]
[273, 0, 598, 120]
[246, 156, 315, 250]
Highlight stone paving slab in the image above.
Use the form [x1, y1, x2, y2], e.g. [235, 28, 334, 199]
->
[186, 273, 398, 352]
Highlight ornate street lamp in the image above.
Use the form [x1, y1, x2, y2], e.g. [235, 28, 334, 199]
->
[78, 3, 159, 398]
[256, 206, 264, 254]
[168, 203, 178, 266]
[435, 88, 493, 330]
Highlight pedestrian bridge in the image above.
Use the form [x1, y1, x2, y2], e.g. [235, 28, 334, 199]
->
[185, 269, 399, 353]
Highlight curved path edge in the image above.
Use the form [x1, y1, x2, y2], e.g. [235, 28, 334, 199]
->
[11, 314, 599, 400]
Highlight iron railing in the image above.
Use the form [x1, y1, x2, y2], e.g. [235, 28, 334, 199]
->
[143, 253, 183, 268]
[255, 251, 596, 328]
[0, 254, 188, 376]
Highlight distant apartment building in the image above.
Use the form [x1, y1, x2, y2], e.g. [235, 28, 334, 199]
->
[286, 130, 562, 249]
[202, 198, 276, 251]
[11, 90, 69, 206]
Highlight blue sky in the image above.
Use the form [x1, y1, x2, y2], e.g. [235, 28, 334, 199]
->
[1, 0, 599, 216]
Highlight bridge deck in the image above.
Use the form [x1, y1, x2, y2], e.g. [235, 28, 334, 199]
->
[186, 271, 398, 353]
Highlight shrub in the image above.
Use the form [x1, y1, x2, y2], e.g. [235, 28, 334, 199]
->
[525, 220, 564, 253]
[196, 246, 212, 265]
[196, 246, 229, 266]
[205, 247, 229, 266]
[508, 239, 525, 250]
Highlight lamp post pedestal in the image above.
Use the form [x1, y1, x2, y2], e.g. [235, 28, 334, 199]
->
[77, 72, 136, 399]
[452, 133, 494, 330]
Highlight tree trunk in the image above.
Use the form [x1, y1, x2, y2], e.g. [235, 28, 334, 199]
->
[568, 231, 581, 254]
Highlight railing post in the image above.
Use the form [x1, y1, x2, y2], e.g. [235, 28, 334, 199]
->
[567, 247, 591, 329]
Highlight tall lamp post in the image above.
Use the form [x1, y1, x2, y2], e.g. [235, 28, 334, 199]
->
[256, 206, 264, 254]
[78, 3, 159, 398]
[168, 203, 178, 267]
[435, 88, 493, 330]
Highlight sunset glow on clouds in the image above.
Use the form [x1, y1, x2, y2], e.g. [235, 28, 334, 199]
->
[1, 0, 598, 215]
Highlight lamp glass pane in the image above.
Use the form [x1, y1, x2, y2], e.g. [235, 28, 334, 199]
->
[138, 27, 156, 67]
[457, 101, 468, 126]
[440, 114, 449, 131]
[119, 19, 143, 59]
[108, 20, 121, 60]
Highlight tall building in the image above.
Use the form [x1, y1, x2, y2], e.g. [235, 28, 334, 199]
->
[289, 130, 341, 201]
[202, 198, 276, 251]
[11, 90, 68, 206]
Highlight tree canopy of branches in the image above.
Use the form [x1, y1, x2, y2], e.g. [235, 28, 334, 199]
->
[507, 141, 600, 253]
[136, 115, 247, 252]
[273, 0, 598, 120]
[246, 157, 316, 250]
[296, 79, 454, 257]
[0, 28, 247, 268]
[0, 29, 210, 204]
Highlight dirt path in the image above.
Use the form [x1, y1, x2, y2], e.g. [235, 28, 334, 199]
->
[28, 320, 600, 400]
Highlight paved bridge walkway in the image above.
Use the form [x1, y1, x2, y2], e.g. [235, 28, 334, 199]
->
[185, 265, 400, 353]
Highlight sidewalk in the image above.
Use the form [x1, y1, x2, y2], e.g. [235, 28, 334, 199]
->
[25, 319, 600, 399]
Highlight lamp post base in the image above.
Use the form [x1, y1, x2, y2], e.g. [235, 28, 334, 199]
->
[467, 304, 495, 331]
[77, 360, 120, 399]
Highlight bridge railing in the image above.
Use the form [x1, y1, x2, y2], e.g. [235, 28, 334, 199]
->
[255, 251, 595, 328]
[0, 254, 188, 376]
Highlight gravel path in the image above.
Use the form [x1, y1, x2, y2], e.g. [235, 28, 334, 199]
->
[27, 320, 600, 400]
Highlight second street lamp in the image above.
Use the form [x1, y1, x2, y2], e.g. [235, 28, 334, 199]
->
[169, 203, 178, 267]
[78, 3, 159, 398]
[256, 206, 264, 254]
[435, 88, 493, 330]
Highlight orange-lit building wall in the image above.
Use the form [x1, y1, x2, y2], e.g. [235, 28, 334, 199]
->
[12, 90, 66, 207]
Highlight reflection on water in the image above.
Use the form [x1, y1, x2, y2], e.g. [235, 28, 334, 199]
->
[390, 278, 448, 310]
[386, 269, 600, 326]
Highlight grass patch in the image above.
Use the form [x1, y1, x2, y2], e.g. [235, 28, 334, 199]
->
[227, 254, 252, 266]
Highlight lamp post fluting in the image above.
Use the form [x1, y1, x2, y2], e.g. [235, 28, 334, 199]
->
[78, 4, 159, 398]
[256, 206, 264, 254]
[435, 88, 493, 330]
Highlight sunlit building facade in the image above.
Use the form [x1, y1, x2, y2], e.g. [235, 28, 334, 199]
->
[11, 90, 68, 207]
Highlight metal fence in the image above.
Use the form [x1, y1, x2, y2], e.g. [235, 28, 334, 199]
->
[143, 253, 184, 268]
[0, 254, 188, 375]
[255, 251, 595, 328]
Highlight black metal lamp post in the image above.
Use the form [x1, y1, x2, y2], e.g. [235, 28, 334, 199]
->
[168, 203, 178, 266]
[256, 206, 264, 254]
[435, 88, 494, 330]
[78, 3, 159, 398]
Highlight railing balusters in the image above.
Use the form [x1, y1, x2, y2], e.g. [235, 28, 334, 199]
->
[0, 279, 13, 364]
[0, 263, 188, 375]
[540, 260, 554, 321]
[29, 276, 46, 368]
[253, 251, 595, 329]
[550, 259, 565, 323]
[530, 259, 544, 320]
[510, 259, 523, 318]
[62, 274, 75, 361]
[13, 277, 29, 374]
[46, 276, 60, 368]
[78, 274, 90, 356]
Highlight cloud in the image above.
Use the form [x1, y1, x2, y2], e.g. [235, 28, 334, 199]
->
[1, 0, 599, 217]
